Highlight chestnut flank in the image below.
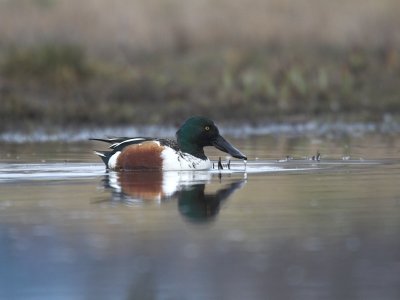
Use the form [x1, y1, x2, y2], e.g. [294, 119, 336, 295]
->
[117, 142, 164, 170]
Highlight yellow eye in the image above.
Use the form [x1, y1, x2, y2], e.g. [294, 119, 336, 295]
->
[204, 126, 210, 131]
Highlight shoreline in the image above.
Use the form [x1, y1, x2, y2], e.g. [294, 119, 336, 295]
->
[1, 119, 400, 143]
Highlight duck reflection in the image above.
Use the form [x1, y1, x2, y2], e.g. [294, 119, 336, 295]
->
[177, 180, 245, 222]
[100, 171, 246, 222]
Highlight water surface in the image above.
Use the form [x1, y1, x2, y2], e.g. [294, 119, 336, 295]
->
[1, 134, 400, 299]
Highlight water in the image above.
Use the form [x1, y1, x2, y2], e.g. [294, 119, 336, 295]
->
[1, 134, 400, 300]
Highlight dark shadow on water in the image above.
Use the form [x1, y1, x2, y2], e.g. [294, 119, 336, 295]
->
[178, 180, 245, 223]
[99, 170, 246, 223]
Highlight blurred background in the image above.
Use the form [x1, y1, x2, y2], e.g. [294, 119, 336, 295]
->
[1, 0, 400, 131]
[1, 3, 400, 299]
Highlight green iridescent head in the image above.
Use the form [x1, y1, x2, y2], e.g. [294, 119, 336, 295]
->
[176, 116, 247, 160]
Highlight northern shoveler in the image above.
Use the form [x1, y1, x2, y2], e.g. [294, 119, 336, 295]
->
[91, 116, 247, 171]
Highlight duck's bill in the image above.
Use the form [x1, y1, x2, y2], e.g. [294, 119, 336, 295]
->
[212, 135, 247, 160]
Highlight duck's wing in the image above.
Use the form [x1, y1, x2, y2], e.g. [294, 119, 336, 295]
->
[90, 137, 152, 151]
[90, 137, 180, 153]
[90, 137, 182, 169]
[89, 137, 130, 144]
[90, 137, 154, 168]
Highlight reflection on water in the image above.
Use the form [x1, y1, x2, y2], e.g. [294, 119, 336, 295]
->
[100, 171, 246, 223]
[178, 180, 245, 222]
[1, 135, 400, 299]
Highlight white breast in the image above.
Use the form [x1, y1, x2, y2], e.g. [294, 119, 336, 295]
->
[161, 147, 211, 171]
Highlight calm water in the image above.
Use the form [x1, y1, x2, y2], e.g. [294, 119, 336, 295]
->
[1, 134, 400, 300]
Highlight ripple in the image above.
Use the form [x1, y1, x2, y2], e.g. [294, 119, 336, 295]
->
[0, 159, 383, 183]
[0, 163, 104, 182]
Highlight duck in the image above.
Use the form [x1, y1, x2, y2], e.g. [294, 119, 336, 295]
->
[90, 116, 247, 171]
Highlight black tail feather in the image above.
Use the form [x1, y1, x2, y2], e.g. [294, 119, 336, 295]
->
[94, 150, 112, 168]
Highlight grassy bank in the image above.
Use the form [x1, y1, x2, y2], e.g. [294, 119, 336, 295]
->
[1, 1, 400, 131]
[1, 43, 400, 131]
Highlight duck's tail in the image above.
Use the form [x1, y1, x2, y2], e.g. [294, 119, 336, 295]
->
[93, 150, 112, 168]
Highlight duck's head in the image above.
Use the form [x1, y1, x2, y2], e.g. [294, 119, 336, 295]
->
[176, 116, 247, 160]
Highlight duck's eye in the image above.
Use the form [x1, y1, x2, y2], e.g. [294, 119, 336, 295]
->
[204, 126, 210, 131]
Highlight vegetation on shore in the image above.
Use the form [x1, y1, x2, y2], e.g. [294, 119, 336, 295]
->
[1, 0, 400, 132]
[1, 43, 399, 132]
